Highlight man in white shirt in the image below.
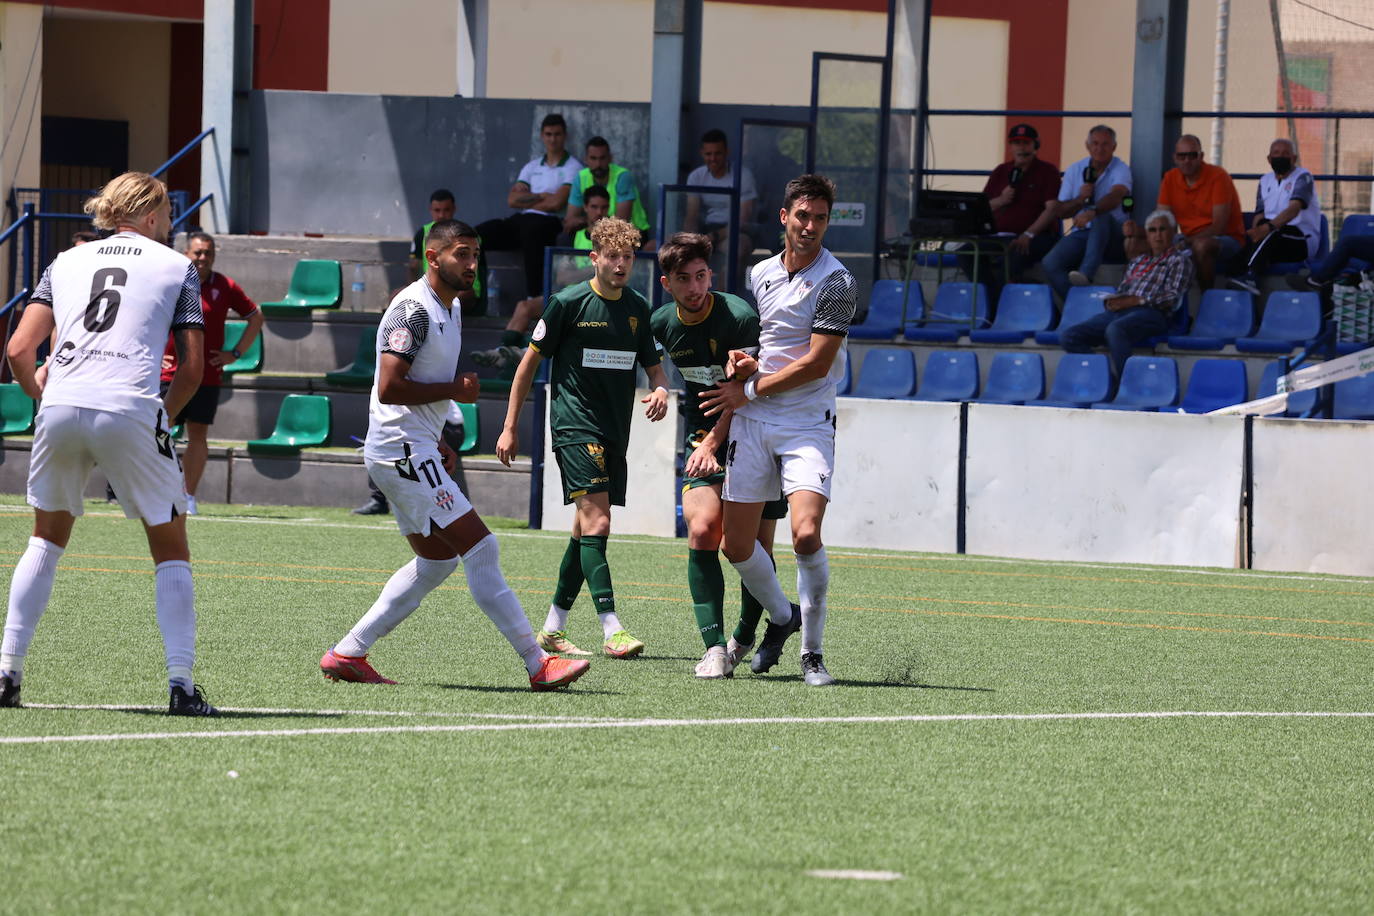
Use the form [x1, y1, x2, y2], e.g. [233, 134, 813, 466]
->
[1229, 138, 1321, 295]
[476, 113, 583, 300]
[700, 174, 857, 687]
[320, 219, 590, 693]
[2, 171, 216, 715]
[684, 128, 763, 281]
[1039, 125, 1134, 303]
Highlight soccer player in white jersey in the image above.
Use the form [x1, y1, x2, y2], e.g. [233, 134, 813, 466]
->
[701, 174, 857, 687]
[2, 172, 217, 715]
[320, 220, 590, 692]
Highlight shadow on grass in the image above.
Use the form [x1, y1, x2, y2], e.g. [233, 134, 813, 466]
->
[108, 708, 350, 720]
[435, 683, 622, 696]
[753, 676, 994, 691]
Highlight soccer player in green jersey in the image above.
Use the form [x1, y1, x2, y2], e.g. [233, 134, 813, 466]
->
[651, 233, 792, 679]
[496, 217, 670, 658]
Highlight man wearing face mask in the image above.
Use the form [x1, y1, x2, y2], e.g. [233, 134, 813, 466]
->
[1228, 139, 1321, 295]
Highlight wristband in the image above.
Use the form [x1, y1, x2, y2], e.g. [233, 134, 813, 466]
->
[743, 378, 759, 401]
[654, 385, 668, 396]
[230, 348, 242, 359]
[1021, 231, 1034, 239]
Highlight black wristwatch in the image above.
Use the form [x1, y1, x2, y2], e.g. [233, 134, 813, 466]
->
[230, 348, 242, 359]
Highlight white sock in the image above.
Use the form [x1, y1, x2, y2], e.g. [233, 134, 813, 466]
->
[2, 537, 64, 683]
[730, 541, 793, 625]
[335, 556, 458, 657]
[598, 611, 624, 639]
[542, 604, 570, 633]
[462, 535, 546, 675]
[796, 547, 829, 655]
[155, 560, 197, 691]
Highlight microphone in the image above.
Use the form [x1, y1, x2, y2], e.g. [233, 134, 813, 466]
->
[1082, 164, 1098, 183]
[1009, 166, 1023, 186]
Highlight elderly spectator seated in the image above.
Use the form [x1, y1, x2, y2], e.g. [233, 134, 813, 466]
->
[1229, 138, 1321, 295]
[1061, 210, 1194, 379]
[1137, 134, 1243, 292]
[1040, 124, 1133, 304]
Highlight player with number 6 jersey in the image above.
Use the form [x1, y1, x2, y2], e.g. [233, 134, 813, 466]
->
[2, 172, 217, 715]
[320, 219, 589, 693]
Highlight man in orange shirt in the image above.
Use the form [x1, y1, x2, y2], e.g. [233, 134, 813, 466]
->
[1138, 134, 1243, 292]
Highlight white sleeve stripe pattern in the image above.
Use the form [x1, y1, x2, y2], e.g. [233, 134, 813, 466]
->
[30, 265, 53, 303]
[813, 269, 857, 336]
[172, 262, 204, 328]
[378, 299, 429, 362]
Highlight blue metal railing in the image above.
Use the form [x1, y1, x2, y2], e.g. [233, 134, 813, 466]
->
[150, 127, 214, 179]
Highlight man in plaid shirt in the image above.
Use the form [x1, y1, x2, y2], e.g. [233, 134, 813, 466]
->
[1061, 209, 1194, 378]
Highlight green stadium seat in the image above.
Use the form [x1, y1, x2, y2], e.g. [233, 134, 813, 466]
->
[0, 383, 35, 435]
[260, 260, 342, 315]
[456, 401, 479, 454]
[246, 394, 332, 455]
[323, 326, 378, 387]
[221, 319, 263, 374]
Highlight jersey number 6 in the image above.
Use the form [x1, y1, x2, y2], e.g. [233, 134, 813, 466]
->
[84, 267, 128, 333]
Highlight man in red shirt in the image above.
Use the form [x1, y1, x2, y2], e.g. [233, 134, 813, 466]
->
[1140, 134, 1244, 292]
[973, 123, 1061, 301]
[161, 232, 263, 514]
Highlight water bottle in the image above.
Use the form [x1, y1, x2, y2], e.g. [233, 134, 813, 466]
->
[486, 268, 501, 312]
[351, 263, 366, 309]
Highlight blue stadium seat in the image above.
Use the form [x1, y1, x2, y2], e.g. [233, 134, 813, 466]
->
[1091, 356, 1179, 411]
[1333, 372, 1374, 420]
[909, 350, 979, 401]
[974, 352, 1044, 404]
[850, 279, 923, 340]
[1023, 354, 1112, 408]
[1341, 214, 1374, 271]
[1168, 289, 1255, 350]
[851, 347, 917, 399]
[1235, 291, 1323, 353]
[1034, 285, 1114, 345]
[969, 284, 1054, 343]
[905, 283, 989, 342]
[836, 348, 853, 395]
[1179, 358, 1248, 414]
[1258, 359, 1318, 418]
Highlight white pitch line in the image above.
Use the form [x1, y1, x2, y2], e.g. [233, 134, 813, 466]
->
[807, 870, 904, 881]
[23, 703, 618, 721]
[3, 709, 1372, 746]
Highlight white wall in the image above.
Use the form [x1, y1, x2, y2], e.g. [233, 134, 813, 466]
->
[0, 2, 42, 235]
[328, 0, 458, 96]
[486, 0, 654, 102]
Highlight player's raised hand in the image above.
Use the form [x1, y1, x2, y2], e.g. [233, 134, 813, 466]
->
[700, 380, 746, 416]
[642, 386, 669, 421]
[684, 442, 721, 478]
[726, 349, 757, 380]
[496, 429, 519, 467]
[453, 372, 480, 403]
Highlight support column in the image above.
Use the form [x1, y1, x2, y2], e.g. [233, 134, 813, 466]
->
[649, 0, 694, 226]
[458, 0, 487, 98]
[200, 0, 253, 234]
[1129, 0, 1187, 218]
[892, 0, 930, 218]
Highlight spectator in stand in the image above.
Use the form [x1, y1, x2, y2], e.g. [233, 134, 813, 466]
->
[408, 188, 485, 315]
[1228, 139, 1321, 295]
[1041, 125, 1133, 304]
[968, 123, 1060, 301]
[1144, 134, 1244, 293]
[564, 137, 653, 250]
[684, 129, 763, 280]
[1287, 235, 1374, 294]
[475, 113, 582, 300]
[70, 230, 100, 246]
[471, 186, 611, 371]
[1061, 209, 1193, 379]
[161, 231, 263, 515]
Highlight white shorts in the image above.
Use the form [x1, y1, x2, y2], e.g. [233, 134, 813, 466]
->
[28, 405, 187, 525]
[722, 413, 834, 504]
[366, 444, 473, 537]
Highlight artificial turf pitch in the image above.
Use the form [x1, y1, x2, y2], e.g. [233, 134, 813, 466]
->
[1, 496, 1371, 913]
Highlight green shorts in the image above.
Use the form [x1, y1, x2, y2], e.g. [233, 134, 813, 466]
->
[555, 441, 627, 506]
[681, 440, 787, 520]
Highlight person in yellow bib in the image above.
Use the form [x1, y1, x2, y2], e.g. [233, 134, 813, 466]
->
[564, 137, 653, 250]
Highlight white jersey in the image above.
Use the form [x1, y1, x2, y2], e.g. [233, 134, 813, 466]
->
[364, 278, 463, 462]
[736, 247, 856, 428]
[33, 230, 202, 428]
[1258, 166, 1321, 259]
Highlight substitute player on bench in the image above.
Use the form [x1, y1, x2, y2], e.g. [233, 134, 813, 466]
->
[701, 174, 857, 687]
[320, 219, 589, 692]
[651, 232, 794, 679]
[2, 172, 216, 715]
[496, 217, 670, 659]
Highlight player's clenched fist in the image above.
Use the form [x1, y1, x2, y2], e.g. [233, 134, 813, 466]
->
[452, 372, 480, 403]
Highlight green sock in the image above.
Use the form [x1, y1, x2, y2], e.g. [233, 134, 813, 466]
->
[579, 535, 615, 615]
[500, 329, 525, 347]
[552, 537, 583, 611]
[687, 549, 726, 649]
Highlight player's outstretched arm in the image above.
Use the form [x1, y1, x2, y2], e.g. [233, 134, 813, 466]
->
[164, 327, 205, 422]
[496, 346, 544, 466]
[6, 301, 55, 400]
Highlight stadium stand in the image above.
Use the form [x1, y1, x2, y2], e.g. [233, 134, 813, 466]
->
[905, 282, 989, 342]
[260, 260, 343, 316]
[1034, 285, 1114, 346]
[1091, 356, 1179, 411]
[1167, 289, 1254, 350]
[324, 327, 380, 387]
[1257, 359, 1318, 418]
[909, 350, 979, 401]
[221, 319, 264, 375]
[1178, 358, 1248, 413]
[837, 349, 852, 395]
[1023, 354, 1113, 408]
[1332, 372, 1374, 420]
[851, 279, 923, 340]
[246, 394, 333, 454]
[968, 284, 1054, 343]
[456, 402, 481, 454]
[0, 383, 35, 436]
[1234, 291, 1323, 353]
[851, 347, 917, 399]
[974, 352, 1044, 404]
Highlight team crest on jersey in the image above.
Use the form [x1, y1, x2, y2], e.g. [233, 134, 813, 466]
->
[586, 442, 606, 471]
[388, 327, 413, 351]
[709, 339, 718, 356]
[532, 319, 547, 342]
[434, 488, 456, 511]
[629, 316, 639, 336]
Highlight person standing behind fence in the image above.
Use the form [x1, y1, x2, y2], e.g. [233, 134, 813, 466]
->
[159, 231, 262, 515]
[2, 171, 217, 716]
